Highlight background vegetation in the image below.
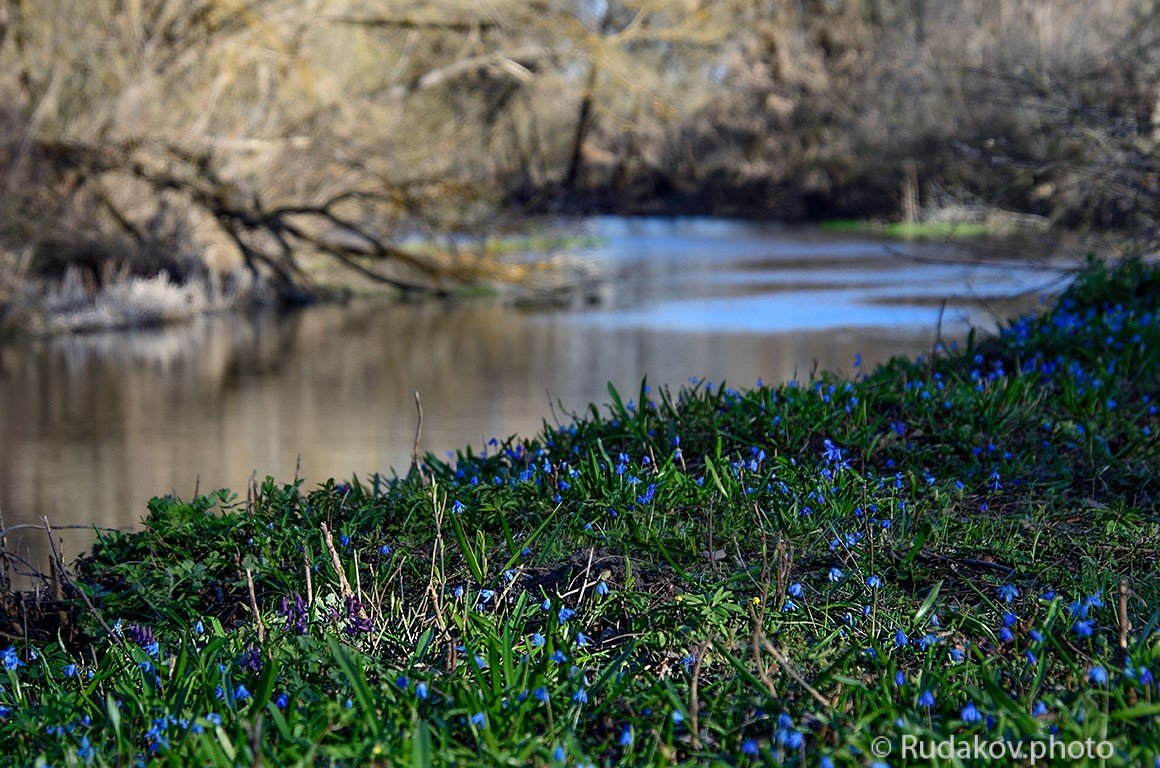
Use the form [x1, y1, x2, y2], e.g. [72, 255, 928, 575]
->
[1, 0, 1157, 318]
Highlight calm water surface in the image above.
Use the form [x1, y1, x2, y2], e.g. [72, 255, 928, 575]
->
[0, 218, 1069, 569]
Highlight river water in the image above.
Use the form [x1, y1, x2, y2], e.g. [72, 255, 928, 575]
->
[0, 217, 1069, 572]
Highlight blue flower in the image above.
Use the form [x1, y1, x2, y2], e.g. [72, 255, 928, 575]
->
[997, 585, 1019, 604]
[1089, 666, 1108, 685]
[1032, 701, 1048, 717]
[961, 702, 982, 723]
[553, 745, 566, 763]
[595, 581, 609, 597]
[470, 712, 486, 728]
[619, 725, 633, 747]
[1, 648, 22, 671]
[828, 568, 844, 583]
[671, 710, 683, 724]
[416, 682, 429, 700]
[894, 670, 906, 687]
[894, 629, 909, 648]
[1074, 620, 1094, 638]
[741, 738, 759, 757]
[235, 684, 251, 701]
[531, 632, 546, 648]
[275, 693, 289, 710]
[77, 735, 94, 763]
[552, 650, 568, 664]
[788, 582, 804, 597]
[867, 575, 882, 589]
[63, 664, 78, 678]
[576, 632, 591, 646]
[533, 687, 550, 704]
[918, 690, 936, 709]
[782, 599, 798, 612]
[558, 607, 576, 624]
[572, 688, 588, 703]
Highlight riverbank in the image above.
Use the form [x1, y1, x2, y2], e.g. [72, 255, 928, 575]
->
[1, 259, 1157, 764]
[0, 232, 604, 338]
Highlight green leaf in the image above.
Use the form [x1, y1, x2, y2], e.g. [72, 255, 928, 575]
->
[912, 580, 943, 627]
[412, 719, 433, 768]
[327, 636, 382, 738]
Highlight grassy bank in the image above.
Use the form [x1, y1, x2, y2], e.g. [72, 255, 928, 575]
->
[1, 259, 1157, 765]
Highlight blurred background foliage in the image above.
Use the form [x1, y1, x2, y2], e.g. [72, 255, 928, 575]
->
[0, 0, 1156, 307]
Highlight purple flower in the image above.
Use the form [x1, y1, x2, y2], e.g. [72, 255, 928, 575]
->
[280, 593, 308, 635]
[125, 624, 156, 651]
[238, 647, 262, 673]
[344, 598, 373, 636]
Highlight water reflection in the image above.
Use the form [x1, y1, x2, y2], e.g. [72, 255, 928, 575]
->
[0, 219, 1066, 573]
